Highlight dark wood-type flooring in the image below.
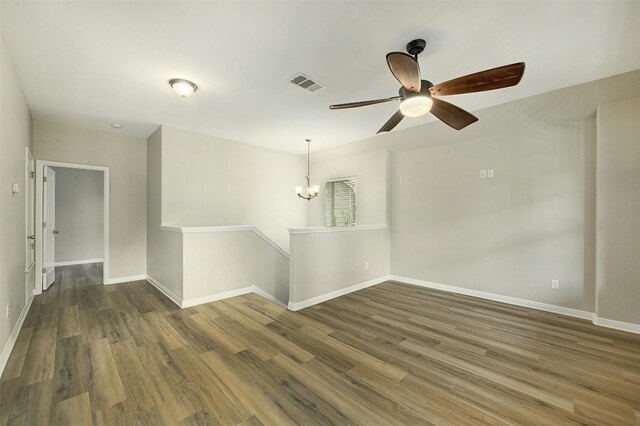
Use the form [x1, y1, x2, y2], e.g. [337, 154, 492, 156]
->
[1, 263, 640, 425]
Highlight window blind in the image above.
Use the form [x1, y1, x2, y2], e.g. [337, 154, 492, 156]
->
[325, 178, 356, 227]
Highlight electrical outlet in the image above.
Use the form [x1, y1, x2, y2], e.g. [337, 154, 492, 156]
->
[364, 262, 369, 270]
[487, 169, 494, 178]
[551, 280, 559, 290]
[5, 304, 9, 319]
[480, 170, 487, 178]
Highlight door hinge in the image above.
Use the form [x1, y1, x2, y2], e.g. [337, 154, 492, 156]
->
[43, 176, 47, 183]
[42, 268, 46, 274]
[30, 171, 35, 178]
[42, 221, 47, 228]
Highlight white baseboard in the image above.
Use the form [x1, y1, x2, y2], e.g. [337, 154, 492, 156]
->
[54, 258, 103, 267]
[104, 274, 147, 285]
[182, 286, 255, 308]
[390, 275, 594, 320]
[288, 275, 391, 311]
[251, 285, 287, 307]
[390, 275, 640, 335]
[0, 291, 34, 377]
[146, 275, 183, 308]
[146, 276, 287, 309]
[593, 316, 640, 334]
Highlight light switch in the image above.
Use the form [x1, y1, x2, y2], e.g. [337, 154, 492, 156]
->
[487, 169, 494, 178]
[11, 183, 20, 193]
[480, 170, 487, 178]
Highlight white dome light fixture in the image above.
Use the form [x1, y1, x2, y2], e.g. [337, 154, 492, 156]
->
[399, 95, 433, 117]
[169, 78, 198, 98]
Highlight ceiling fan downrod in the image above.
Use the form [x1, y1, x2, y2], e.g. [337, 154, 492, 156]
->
[406, 39, 426, 60]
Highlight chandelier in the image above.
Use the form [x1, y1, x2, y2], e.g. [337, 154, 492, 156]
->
[295, 139, 319, 201]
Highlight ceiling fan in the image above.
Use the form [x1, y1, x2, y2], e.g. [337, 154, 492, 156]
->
[329, 39, 525, 133]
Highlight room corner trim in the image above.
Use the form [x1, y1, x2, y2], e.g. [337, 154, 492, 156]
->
[389, 275, 595, 321]
[104, 274, 148, 285]
[146, 275, 183, 308]
[288, 275, 391, 311]
[0, 292, 34, 377]
[593, 316, 640, 334]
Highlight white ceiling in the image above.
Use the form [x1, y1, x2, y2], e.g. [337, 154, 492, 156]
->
[2, 1, 640, 154]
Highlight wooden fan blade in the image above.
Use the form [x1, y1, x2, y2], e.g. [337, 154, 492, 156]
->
[377, 110, 404, 134]
[386, 52, 421, 92]
[430, 98, 478, 130]
[430, 62, 525, 97]
[329, 96, 401, 110]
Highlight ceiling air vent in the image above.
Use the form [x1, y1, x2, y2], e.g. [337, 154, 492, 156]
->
[289, 73, 325, 93]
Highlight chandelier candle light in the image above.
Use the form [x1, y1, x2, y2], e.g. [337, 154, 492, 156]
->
[295, 139, 320, 201]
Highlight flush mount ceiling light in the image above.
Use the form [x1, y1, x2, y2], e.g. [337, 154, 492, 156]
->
[169, 78, 198, 98]
[295, 139, 319, 201]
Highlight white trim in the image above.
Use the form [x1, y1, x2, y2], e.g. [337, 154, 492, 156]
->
[146, 275, 183, 307]
[25, 147, 35, 273]
[159, 225, 289, 259]
[593, 316, 640, 334]
[288, 275, 391, 311]
[54, 258, 103, 267]
[250, 285, 287, 307]
[104, 274, 147, 285]
[35, 160, 109, 292]
[0, 291, 34, 377]
[145, 276, 283, 309]
[251, 228, 289, 259]
[390, 275, 594, 320]
[182, 286, 255, 308]
[288, 224, 388, 235]
[160, 225, 254, 233]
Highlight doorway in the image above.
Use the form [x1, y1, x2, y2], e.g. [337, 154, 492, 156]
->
[35, 161, 109, 294]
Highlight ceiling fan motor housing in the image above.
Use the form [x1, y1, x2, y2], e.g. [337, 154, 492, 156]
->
[406, 39, 426, 57]
[400, 80, 433, 99]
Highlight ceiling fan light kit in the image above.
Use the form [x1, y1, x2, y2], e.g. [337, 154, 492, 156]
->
[329, 38, 525, 134]
[399, 95, 432, 117]
[398, 79, 435, 117]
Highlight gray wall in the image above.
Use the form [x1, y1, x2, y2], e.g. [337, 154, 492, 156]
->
[146, 127, 183, 298]
[391, 120, 596, 311]
[53, 167, 103, 263]
[289, 228, 390, 305]
[33, 120, 147, 280]
[160, 126, 308, 252]
[309, 150, 390, 227]
[596, 97, 640, 324]
[0, 36, 34, 365]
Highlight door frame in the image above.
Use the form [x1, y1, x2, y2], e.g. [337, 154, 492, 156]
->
[35, 160, 110, 294]
[25, 147, 35, 274]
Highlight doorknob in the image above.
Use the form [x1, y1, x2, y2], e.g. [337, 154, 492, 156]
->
[27, 234, 35, 240]
[53, 230, 59, 235]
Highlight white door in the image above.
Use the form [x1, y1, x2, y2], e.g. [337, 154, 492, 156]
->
[26, 149, 36, 270]
[43, 167, 56, 290]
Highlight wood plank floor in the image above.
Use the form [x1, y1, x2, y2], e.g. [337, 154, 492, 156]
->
[1, 264, 639, 425]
